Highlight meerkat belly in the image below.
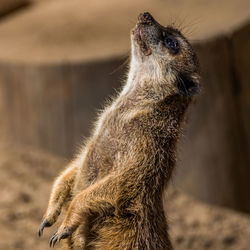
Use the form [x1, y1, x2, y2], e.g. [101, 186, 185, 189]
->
[82, 113, 150, 181]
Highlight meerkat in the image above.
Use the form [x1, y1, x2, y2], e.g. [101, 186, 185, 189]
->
[38, 12, 200, 250]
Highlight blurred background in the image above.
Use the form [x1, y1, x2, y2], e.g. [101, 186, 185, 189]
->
[0, 0, 249, 249]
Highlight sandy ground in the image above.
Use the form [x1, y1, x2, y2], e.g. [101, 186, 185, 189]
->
[0, 144, 250, 250]
[0, 0, 249, 63]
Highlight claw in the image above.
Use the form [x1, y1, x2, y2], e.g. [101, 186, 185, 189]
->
[49, 232, 58, 247]
[49, 230, 71, 247]
[38, 219, 51, 237]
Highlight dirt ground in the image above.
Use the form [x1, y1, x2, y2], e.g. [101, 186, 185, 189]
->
[0, 144, 250, 250]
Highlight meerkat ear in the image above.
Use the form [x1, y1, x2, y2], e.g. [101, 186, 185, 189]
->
[177, 73, 201, 97]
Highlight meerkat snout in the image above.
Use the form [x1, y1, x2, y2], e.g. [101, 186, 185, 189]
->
[131, 12, 200, 97]
[138, 12, 155, 25]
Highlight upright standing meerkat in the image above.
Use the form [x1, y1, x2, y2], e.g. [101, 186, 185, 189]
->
[38, 12, 200, 250]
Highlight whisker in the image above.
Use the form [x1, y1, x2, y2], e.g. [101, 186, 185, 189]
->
[177, 75, 189, 96]
[109, 53, 130, 75]
[127, 18, 136, 25]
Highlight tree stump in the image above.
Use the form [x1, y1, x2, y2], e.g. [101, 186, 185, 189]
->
[0, 0, 249, 212]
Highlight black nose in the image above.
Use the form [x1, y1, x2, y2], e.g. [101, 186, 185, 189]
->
[138, 12, 154, 24]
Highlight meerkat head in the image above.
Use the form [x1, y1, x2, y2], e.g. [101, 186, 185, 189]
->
[130, 12, 200, 97]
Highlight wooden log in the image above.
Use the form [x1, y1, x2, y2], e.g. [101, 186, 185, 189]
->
[0, 0, 30, 17]
[176, 22, 250, 212]
[0, 0, 249, 63]
[0, 0, 249, 212]
[0, 58, 125, 157]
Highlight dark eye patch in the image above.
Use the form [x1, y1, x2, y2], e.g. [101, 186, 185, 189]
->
[177, 73, 200, 97]
[164, 35, 179, 54]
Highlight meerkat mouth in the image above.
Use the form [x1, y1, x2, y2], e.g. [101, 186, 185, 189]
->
[133, 12, 161, 56]
[133, 25, 152, 56]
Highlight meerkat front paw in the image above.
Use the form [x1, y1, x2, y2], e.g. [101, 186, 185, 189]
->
[38, 219, 52, 237]
[38, 209, 61, 237]
[48, 196, 84, 247]
[48, 219, 78, 247]
[38, 165, 78, 238]
[49, 227, 73, 247]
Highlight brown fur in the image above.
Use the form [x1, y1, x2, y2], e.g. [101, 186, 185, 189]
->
[38, 12, 200, 250]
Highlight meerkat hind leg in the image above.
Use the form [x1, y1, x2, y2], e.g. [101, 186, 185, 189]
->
[38, 164, 78, 237]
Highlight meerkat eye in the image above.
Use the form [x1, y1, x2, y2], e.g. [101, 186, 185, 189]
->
[164, 35, 179, 54]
